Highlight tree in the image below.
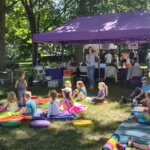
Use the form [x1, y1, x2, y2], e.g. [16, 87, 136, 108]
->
[0, 0, 5, 70]
[20, 0, 38, 66]
[5, 0, 150, 65]
[20, 0, 64, 65]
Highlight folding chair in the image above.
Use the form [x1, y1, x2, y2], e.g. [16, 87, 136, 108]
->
[34, 66, 45, 80]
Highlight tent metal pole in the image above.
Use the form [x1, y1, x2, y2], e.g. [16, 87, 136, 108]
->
[98, 41, 101, 82]
[61, 43, 64, 63]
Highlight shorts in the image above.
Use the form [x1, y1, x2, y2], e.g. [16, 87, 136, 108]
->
[18, 90, 26, 100]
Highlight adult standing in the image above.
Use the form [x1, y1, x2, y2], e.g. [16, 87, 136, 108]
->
[105, 51, 112, 64]
[86, 47, 97, 90]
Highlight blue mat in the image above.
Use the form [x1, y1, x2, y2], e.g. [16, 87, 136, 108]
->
[33, 114, 76, 121]
[48, 114, 76, 120]
[115, 129, 150, 144]
[115, 119, 150, 144]
[116, 134, 150, 144]
[118, 120, 150, 130]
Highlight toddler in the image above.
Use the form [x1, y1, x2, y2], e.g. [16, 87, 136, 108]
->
[15, 71, 27, 105]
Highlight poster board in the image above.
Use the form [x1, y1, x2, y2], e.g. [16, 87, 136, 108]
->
[128, 43, 138, 49]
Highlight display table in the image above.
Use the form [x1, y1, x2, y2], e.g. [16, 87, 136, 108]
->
[45, 68, 63, 80]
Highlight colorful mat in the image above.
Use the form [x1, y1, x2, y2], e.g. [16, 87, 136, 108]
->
[102, 119, 150, 149]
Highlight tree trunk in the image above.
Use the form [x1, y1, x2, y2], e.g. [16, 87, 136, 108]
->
[32, 42, 38, 66]
[26, 8, 38, 66]
[21, 0, 38, 66]
[78, 0, 87, 16]
[0, 0, 5, 71]
[74, 45, 84, 63]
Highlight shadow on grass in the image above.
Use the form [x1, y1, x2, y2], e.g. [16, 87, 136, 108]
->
[111, 102, 131, 113]
[0, 123, 101, 150]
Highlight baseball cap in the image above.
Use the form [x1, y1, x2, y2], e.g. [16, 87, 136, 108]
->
[141, 76, 148, 83]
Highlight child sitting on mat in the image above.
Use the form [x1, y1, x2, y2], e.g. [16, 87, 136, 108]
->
[73, 81, 87, 101]
[0, 91, 19, 112]
[62, 80, 72, 97]
[61, 88, 74, 110]
[15, 71, 27, 106]
[47, 90, 60, 117]
[92, 82, 108, 104]
[21, 91, 36, 116]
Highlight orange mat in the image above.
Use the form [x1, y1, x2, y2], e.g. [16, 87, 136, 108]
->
[0, 115, 32, 123]
[33, 98, 51, 104]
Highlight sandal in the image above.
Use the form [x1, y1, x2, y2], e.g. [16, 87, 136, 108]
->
[128, 137, 134, 147]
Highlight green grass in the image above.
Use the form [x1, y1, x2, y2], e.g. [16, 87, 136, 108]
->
[0, 62, 132, 150]
[0, 83, 132, 150]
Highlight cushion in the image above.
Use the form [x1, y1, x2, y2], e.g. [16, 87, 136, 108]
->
[1, 120, 21, 128]
[72, 120, 92, 126]
[30, 120, 50, 128]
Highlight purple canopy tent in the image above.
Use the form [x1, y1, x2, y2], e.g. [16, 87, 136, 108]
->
[33, 11, 150, 44]
[33, 11, 150, 82]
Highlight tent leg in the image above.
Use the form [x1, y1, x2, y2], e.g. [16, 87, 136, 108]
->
[61, 44, 64, 63]
[98, 42, 101, 82]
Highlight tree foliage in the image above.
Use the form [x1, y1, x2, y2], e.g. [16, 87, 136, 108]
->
[0, 0, 6, 70]
[4, 0, 150, 65]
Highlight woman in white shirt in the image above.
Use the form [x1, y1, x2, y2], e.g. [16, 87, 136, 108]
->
[86, 47, 97, 90]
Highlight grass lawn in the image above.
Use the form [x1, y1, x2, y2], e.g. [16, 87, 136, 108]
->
[0, 83, 131, 150]
[0, 62, 132, 150]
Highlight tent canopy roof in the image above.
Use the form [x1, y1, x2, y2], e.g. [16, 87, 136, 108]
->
[33, 11, 150, 44]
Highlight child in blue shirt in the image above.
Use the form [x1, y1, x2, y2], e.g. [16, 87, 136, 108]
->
[73, 81, 87, 101]
[92, 82, 108, 103]
[22, 91, 36, 116]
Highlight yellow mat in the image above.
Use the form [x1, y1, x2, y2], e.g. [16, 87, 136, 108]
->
[72, 120, 92, 126]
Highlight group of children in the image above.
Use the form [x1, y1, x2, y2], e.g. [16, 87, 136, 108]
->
[0, 71, 36, 116]
[0, 70, 108, 118]
[47, 80, 88, 117]
[47, 80, 108, 117]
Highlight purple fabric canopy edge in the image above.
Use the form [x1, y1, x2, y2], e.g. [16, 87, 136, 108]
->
[33, 11, 150, 44]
